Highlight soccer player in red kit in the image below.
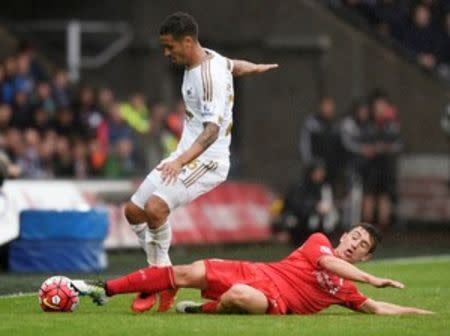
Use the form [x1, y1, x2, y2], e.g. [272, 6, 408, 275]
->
[73, 223, 432, 315]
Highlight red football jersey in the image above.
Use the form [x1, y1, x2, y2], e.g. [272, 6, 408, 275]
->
[256, 233, 368, 314]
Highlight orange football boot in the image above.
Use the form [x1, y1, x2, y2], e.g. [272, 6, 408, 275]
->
[131, 292, 157, 313]
[157, 288, 179, 312]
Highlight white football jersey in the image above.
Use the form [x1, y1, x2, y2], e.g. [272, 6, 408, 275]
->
[176, 48, 234, 161]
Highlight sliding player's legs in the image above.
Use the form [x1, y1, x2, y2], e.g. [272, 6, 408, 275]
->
[217, 284, 269, 314]
[177, 259, 286, 315]
[74, 260, 271, 314]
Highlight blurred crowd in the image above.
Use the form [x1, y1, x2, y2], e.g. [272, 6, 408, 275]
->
[325, 0, 450, 78]
[274, 90, 402, 242]
[0, 44, 184, 179]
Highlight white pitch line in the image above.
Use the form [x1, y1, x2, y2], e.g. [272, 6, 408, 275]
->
[0, 292, 35, 299]
[368, 254, 450, 265]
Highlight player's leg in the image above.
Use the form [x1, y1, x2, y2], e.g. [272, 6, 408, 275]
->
[73, 261, 207, 304]
[217, 284, 269, 314]
[124, 201, 149, 252]
[176, 284, 269, 314]
[127, 177, 160, 312]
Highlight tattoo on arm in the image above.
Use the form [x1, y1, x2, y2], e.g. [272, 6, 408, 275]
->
[195, 122, 220, 149]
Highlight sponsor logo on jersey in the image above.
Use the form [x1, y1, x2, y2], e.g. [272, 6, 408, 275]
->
[201, 103, 214, 117]
[320, 246, 332, 255]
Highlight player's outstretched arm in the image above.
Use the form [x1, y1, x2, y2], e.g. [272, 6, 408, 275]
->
[231, 59, 278, 77]
[318, 255, 405, 289]
[360, 298, 434, 315]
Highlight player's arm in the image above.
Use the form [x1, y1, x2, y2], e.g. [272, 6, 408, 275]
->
[359, 298, 433, 315]
[158, 122, 219, 184]
[231, 59, 278, 77]
[318, 255, 404, 289]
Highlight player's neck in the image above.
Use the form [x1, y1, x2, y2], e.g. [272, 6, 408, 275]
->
[186, 44, 208, 69]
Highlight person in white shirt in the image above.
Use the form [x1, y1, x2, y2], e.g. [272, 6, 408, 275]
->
[124, 12, 278, 313]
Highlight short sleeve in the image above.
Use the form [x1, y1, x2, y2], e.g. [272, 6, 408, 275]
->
[336, 281, 368, 311]
[300, 233, 334, 267]
[199, 59, 228, 126]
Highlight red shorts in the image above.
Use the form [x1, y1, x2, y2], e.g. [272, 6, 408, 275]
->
[202, 259, 288, 315]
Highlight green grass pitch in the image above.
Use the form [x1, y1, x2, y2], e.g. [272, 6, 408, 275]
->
[0, 257, 448, 336]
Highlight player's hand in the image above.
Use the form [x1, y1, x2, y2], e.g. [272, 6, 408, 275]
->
[370, 277, 405, 289]
[253, 63, 279, 74]
[157, 159, 183, 185]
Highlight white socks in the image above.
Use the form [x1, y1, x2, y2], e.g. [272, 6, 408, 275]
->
[130, 223, 148, 252]
[145, 221, 172, 266]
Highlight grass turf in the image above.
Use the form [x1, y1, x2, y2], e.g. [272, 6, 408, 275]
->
[0, 257, 448, 336]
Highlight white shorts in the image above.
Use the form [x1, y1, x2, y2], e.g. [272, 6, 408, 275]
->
[131, 155, 230, 211]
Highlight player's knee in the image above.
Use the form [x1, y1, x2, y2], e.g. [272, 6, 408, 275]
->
[144, 197, 170, 228]
[226, 285, 252, 306]
[124, 202, 147, 225]
[173, 265, 194, 287]
[173, 261, 205, 287]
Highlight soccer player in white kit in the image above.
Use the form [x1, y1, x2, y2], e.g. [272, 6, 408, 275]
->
[124, 12, 279, 313]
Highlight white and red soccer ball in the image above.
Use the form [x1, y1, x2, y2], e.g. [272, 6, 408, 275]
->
[38, 276, 79, 312]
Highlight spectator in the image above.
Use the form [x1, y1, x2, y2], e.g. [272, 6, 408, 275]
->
[74, 86, 102, 136]
[0, 63, 6, 103]
[340, 98, 377, 184]
[4, 128, 23, 163]
[362, 91, 402, 231]
[97, 102, 135, 149]
[11, 90, 32, 129]
[53, 136, 75, 177]
[17, 41, 47, 82]
[0, 103, 12, 133]
[102, 138, 137, 178]
[73, 140, 91, 179]
[17, 128, 45, 178]
[144, 103, 177, 168]
[120, 93, 150, 134]
[97, 87, 115, 116]
[2, 57, 17, 104]
[31, 105, 52, 135]
[438, 11, 450, 65]
[274, 161, 339, 246]
[14, 52, 34, 96]
[403, 3, 440, 69]
[52, 70, 71, 109]
[299, 96, 342, 188]
[52, 108, 78, 138]
[166, 99, 185, 139]
[33, 81, 56, 115]
[39, 133, 56, 177]
[373, 0, 408, 40]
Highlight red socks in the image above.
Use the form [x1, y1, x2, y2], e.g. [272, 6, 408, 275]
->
[106, 266, 175, 296]
[201, 301, 219, 313]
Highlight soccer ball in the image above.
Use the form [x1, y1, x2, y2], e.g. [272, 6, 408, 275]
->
[38, 276, 79, 312]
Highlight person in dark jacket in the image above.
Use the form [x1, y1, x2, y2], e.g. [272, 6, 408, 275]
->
[299, 96, 342, 188]
[275, 161, 339, 246]
[362, 92, 402, 232]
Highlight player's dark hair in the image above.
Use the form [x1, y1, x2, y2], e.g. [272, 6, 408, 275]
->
[353, 223, 382, 253]
[159, 12, 199, 40]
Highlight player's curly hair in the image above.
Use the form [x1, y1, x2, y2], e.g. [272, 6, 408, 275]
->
[159, 12, 199, 40]
[354, 223, 382, 253]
